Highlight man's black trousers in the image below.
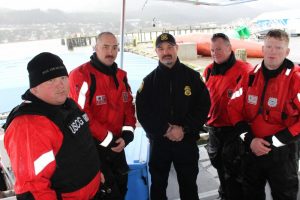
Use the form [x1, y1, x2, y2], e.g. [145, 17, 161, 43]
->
[149, 137, 199, 200]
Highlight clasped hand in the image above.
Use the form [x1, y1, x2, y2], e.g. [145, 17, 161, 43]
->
[164, 123, 184, 142]
[111, 138, 125, 152]
[250, 138, 271, 156]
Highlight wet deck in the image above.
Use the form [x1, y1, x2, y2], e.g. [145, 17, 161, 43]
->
[1, 128, 300, 200]
[167, 145, 219, 200]
[167, 145, 300, 200]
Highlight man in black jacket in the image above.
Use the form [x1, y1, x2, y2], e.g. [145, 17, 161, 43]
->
[136, 33, 211, 200]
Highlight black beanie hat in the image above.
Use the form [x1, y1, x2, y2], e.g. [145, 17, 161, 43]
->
[27, 52, 68, 88]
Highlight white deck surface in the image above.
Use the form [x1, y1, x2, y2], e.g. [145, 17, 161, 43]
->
[1, 128, 300, 200]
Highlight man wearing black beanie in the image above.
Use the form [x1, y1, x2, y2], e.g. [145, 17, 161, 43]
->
[27, 52, 68, 88]
[3, 52, 102, 199]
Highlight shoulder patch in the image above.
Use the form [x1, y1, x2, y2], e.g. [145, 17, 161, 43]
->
[138, 81, 144, 93]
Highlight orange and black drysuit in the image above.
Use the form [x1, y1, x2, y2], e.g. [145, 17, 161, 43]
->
[136, 58, 210, 200]
[69, 53, 136, 199]
[3, 90, 101, 200]
[203, 52, 252, 200]
[228, 58, 300, 200]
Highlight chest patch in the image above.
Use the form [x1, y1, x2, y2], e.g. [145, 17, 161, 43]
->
[96, 95, 107, 105]
[248, 95, 258, 105]
[122, 92, 129, 102]
[184, 86, 192, 96]
[267, 97, 278, 107]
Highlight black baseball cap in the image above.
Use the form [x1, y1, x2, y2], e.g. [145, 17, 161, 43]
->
[155, 33, 176, 48]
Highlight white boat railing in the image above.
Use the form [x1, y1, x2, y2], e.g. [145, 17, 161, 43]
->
[0, 128, 15, 199]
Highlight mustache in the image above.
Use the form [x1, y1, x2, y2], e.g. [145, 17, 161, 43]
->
[162, 55, 172, 59]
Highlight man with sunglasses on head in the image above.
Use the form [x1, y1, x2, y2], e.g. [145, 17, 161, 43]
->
[203, 33, 252, 200]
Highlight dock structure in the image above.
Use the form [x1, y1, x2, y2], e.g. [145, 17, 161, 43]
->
[62, 25, 234, 50]
[63, 36, 97, 50]
[124, 26, 220, 44]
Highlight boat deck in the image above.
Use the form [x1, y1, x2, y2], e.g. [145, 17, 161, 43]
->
[1, 128, 300, 200]
[167, 145, 219, 200]
[168, 144, 300, 200]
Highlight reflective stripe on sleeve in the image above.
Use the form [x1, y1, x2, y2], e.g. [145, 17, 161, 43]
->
[240, 132, 247, 141]
[297, 93, 300, 102]
[100, 131, 113, 147]
[122, 126, 134, 132]
[231, 87, 243, 100]
[78, 81, 88, 109]
[272, 136, 285, 147]
[34, 150, 55, 175]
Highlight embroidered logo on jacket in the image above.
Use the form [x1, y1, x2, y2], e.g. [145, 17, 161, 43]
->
[184, 86, 192, 96]
[268, 97, 278, 107]
[248, 95, 258, 105]
[122, 92, 129, 102]
[96, 95, 107, 105]
[68, 116, 85, 134]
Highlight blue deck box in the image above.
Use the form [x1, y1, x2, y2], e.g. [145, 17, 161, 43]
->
[125, 127, 150, 200]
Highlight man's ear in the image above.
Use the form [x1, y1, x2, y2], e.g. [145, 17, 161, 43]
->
[286, 47, 290, 57]
[30, 87, 38, 95]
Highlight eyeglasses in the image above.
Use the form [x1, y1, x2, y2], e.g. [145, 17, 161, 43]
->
[212, 33, 230, 41]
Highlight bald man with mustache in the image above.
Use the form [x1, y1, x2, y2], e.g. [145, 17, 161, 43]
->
[69, 32, 136, 200]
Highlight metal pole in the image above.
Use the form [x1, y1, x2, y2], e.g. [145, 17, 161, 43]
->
[119, 0, 126, 69]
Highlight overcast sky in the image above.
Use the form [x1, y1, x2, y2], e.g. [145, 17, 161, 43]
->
[0, 0, 299, 13]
